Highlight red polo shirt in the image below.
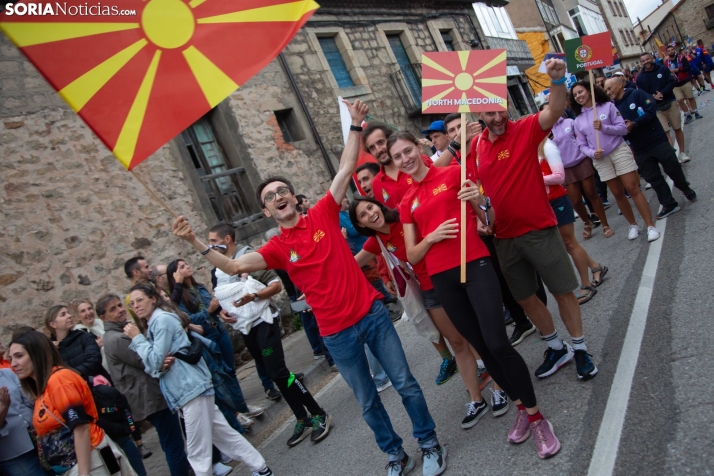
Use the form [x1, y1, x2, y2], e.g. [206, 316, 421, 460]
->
[363, 221, 433, 291]
[258, 191, 381, 336]
[372, 155, 432, 209]
[401, 165, 489, 276]
[468, 113, 556, 239]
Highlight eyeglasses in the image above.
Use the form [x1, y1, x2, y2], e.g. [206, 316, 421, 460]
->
[263, 186, 290, 204]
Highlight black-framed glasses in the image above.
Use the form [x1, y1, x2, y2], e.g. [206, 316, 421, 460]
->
[263, 186, 290, 204]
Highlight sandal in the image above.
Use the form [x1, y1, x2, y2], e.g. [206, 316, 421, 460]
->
[591, 265, 609, 287]
[603, 226, 615, 238]
[583, 223, 593, 240]
[576, 285, 597, 305]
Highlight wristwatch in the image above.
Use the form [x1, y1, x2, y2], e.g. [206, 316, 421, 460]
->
[252, 293, 261, 303]
[478, 197, 491, 212]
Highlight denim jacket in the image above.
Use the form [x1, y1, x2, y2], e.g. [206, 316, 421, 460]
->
[129, 308, 213, 411]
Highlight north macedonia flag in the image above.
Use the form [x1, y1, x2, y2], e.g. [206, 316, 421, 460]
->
[421, 49, 507, 114]
[0, 0, 319, 169]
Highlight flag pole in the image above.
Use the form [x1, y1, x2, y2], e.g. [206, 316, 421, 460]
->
[588, 70, 600, 151]
[130, 170, 179, 219]
[460, 112, 467, 283]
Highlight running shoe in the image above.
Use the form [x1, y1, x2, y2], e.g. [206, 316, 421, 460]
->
[435, 357, 458, 385]
[265, 387, 281, 401]
[684, 113, 694, 124]
[490, 389, 510, 417]
[314, 351, 324, 360]
[237, 413, 254, 430]
[386, 453, 415, 476]
[684, 189, 697, 201]
[657, 204, 680, 220]
[507, 409, 531, 444]
[137, 444, 153, 460]
[589, 214, 602, 228]
[310, 413, 332, 442]
[695, 111, 704, 119]
[647, 226, 661, 242]
[602, 200, 612, 209]
[534, 344, 574, 378]
[377, 381, 393, 393]
[421, 444, 447, 476]
[287, 419, 311, 446]
[574, 350, 598, 380]
[531, 419, 561, 459]
[244, 405, 266, 418]
[628, 224, 640, 240]
[509, 322, 536, 346]
[220, 452, 232, 465]
[645, 182, 653, 190]
[212, 462, 233, 476]
[504, 307, 513, 325]
[679, 152, 691, 163]
[253, 468, 274, 476]
[461, 400, 489, 429]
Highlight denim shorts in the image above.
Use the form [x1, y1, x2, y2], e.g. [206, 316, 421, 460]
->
[550, 195, 575, 227]
[422, 288, 442, 310]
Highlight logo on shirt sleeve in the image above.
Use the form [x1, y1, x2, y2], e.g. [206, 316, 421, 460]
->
[411, 197, 420, 213]
[289, 249, 300, 262]
[67, 409, 79, 422]
[313, 230, 325, 242]
[432, 184, 447, 195]
[381, 189, 390, 203]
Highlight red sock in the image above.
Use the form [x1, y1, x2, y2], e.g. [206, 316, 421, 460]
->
[527, 411, 544, 424]
[517, 404, 526, 412]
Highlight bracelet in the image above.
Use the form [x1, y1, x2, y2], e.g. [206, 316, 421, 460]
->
[200, 247, 211, 256]
[449, 140, 461, 150]
[447, 146, 457, 157]
[551, 76, 567, 86]
[349, 125, 363, 132]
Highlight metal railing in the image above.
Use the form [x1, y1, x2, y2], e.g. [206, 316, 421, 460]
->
[389, 63, 423, 116]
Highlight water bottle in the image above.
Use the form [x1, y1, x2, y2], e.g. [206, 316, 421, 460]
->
[637, 107, 645, 117]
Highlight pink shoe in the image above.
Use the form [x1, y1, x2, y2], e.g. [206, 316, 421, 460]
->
[507, 409, 530, 444]
[531, 419, 561, 459]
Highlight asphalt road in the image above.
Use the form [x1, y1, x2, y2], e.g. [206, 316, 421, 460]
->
[252, 105, 714, 475]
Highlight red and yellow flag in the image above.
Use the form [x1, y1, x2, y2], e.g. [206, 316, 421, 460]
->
[421, 50, 507, 114]
[0, 0, 319, 169]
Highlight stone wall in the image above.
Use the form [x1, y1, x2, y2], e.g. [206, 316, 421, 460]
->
[674, 0, 714, 53]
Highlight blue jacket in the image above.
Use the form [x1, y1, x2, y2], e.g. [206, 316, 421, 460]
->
[130, 309, 213, 411]
[635, 64, 676, 105]
[339, 210, 367, 254]
[613, 88, 669, 154]
[176, 284, 227, 341]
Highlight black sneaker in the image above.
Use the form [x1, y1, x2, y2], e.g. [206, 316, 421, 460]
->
[265, 387, 281, 401]
[656, 204, 680, 220]
[534, 344, 574, 379]
[684, 114, 694, 124]
[255, 468, 274, 476]
[420, 444, 447, 476]
[310, 413, 332, 442]
[589, 214, 602, 228]
[435, 357, 458, 385]
[490, 389, 510, 417]
[509, 322, 536, 346]
[684, 189, 697, 202]
[287, 419, 311, 446]
[386, 452, 415, 476]
[461, 400, 489, 429]
[695, 111, 703, 119]
[574, 350, 598, 380]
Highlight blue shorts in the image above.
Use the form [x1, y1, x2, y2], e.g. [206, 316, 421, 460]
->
[422, 288, 442, 310]
[550, 195, 575, 227]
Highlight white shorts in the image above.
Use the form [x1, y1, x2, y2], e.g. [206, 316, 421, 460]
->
[591, 142, 639, 182]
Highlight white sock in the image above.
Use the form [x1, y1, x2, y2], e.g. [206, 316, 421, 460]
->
[572, 336, 587, 351]
[543, 331, 564, 351]
[477, 359, 484, 368]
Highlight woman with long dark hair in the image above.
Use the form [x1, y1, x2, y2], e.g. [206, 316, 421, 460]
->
[570, 80, 660, 242]
[387, 130, 561, 459]
[349, 195, 501, 429]
[8, 331, 135, 476]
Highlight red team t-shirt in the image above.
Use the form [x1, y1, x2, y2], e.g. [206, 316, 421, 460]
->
[468, 113, 556, 239]
[258, 191, 381, 336]
[363, 221, 433, 291]
[372, 154, 432, 209]
[401, 165, 490, 276]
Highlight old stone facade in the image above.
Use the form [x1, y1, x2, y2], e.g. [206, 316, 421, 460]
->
[0, 0, 495, 335]
[640, 0, 714, 58]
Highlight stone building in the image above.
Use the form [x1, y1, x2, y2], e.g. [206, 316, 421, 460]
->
[641, 0, 714, 56]
[1, 0, 534, 334]
[634, 0, 675, 47]
[594, 0, 642, 70]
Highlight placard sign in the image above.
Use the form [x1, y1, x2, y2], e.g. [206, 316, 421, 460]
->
[564, 32, 614, 72]
[421, 49, 507, 113]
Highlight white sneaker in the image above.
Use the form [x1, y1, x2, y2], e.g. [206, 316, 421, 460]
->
[244, 405, 265, 418]
[628, 224, 640, 240]
[220, 452, 232, 465]
[237, 413, 254, 429]
[645, 182, 652, 190]
[679, 152, 691, 163]
[376, 381, 393, 393]
[647, 226, 660, 242]
[213, 462, 233, 476]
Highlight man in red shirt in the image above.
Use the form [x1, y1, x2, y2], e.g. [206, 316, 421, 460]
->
[466, 58, 598, 381]
[173, 100, 447, 476]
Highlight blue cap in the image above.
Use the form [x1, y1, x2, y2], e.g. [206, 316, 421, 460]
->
[422, 120, 446, 136]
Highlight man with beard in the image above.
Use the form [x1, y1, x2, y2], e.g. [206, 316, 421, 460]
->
[664, 44, 703, 125]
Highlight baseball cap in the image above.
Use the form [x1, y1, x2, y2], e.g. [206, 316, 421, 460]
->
[422, 120, 446, 136]
[613, 72, 625, 77]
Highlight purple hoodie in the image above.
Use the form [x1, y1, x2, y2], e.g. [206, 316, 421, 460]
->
[551, 117, 585, 168]
[574, 101, 628, 158]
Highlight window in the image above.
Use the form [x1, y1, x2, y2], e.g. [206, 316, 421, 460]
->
[619, 30, 628, 46]
[181, 116, 260, 225]
[619, 2, 628, 18]
[473, 3, 518, 39]
[608, 1, 616, 16]
[441, 31, 456, 51]
[706, 4, 714, 19]
[387, 34, 421, 105]
[536, 0, 559, 26]
[628, 31, 638, 45]
[274, 109, 304, 143]
[317, 36, 355, 88]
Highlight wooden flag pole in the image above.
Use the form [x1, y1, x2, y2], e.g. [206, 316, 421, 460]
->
[130, 170, 179, 219]
[460, 112, 467, 283]
[588, 70, 601, 151]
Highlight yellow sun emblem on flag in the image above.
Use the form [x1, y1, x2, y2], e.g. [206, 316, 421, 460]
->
[0, 0, 319, 170]
[421, 50, 508, 114]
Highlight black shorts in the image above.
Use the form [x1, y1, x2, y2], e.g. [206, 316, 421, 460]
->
[550, 195, 575, 227]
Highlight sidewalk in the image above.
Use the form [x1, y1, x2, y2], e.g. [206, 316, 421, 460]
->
[139, 327, 338, 476]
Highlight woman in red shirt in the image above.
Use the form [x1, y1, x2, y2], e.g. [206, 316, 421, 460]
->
[388, 130, 561, 460]
[538, 137, 608, 305]
[349, 196, 496, 429]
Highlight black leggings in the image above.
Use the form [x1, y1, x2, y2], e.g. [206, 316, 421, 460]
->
[431, 257, 537, 408]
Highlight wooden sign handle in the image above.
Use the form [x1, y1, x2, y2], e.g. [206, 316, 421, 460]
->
[131, 170, 179, 219]
[589, 70, 601, 151]
[460, 112, 467, 283]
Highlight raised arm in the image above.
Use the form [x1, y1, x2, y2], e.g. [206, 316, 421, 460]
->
[538, 59, 567, 131]
[329, 99, 369, 204]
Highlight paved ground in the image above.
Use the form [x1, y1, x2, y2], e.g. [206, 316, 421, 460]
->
[138, 102, 714, 476]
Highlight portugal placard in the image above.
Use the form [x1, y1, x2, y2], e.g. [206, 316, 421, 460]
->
[564, 32, 614, 72]
[421, 49, 507, 114]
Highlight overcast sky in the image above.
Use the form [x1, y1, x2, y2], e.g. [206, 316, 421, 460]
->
[624, 0, 680, 23]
